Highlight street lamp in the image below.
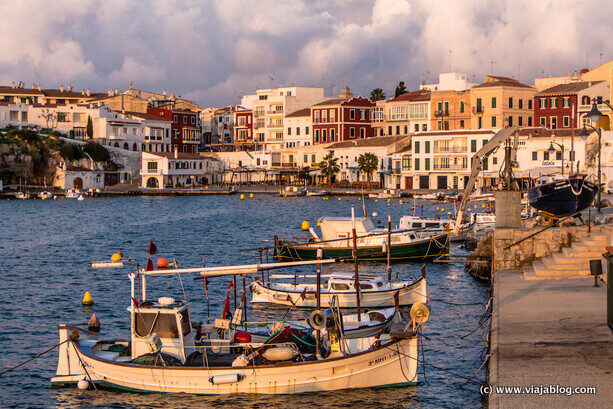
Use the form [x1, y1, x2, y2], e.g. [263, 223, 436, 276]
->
[579, 99, 603, 212]
[547, 141, 565, 175]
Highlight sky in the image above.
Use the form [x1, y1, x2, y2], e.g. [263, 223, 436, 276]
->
[0, 0, 612, 107]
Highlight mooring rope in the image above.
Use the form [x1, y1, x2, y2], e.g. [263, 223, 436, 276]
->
[0, 339, 69, 376]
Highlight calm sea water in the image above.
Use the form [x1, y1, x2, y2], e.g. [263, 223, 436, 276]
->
[0, 195, 489, 408]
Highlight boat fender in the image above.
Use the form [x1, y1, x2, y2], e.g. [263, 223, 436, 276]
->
[309, 309, 327, 330]
[409, 302, 430, 331]
[210, 373, 243, 384]
[77, 379, 89, 390]
[231, 354, 250, 367]
[262, 343, 298, 361]
[145, 333, 162, 354]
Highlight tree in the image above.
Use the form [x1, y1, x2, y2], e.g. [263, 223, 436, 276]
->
[369, 88, 386, 102]
[60, 143, 84, 161]
[39, 109, 59, 131]
[358, 152, 378, 184]
[297, 166, 311, 185]
[83, 141, 110, 162]
[86, 116, 93, 139]
[394, 81, 407, 98]
[319, 152, 340, 185]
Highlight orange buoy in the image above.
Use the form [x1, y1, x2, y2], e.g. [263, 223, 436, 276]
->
[157, 258, 169, 269]
[88, 312, 100, 332]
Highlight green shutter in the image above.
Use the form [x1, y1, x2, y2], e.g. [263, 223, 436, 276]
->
[425, 141, 430, 153]
[482, 157, 488, 171]
[425, 158, 430, 170]
[414, 141, 420, 154]
[414, 158, 420, 170]
[471, 140, 477, 152]
[491, 97, 496, 108]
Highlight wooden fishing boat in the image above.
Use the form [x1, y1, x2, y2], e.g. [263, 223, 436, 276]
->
[274, 216, 449, 261]
[251, 273, 427, 308]
[51, 259, 427, 394]
[528, 174, 597, 217]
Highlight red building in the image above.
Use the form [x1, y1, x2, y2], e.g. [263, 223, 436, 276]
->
[233, 109, 254, 150]
[148, 107, 200, 153]
[311, 96, 375, 144]
[534, 81, 606, 130]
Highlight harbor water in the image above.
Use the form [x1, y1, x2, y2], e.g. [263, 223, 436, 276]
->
[0, 195, 489, 408]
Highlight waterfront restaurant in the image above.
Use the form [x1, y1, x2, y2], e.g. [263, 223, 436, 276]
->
[141, 149, 222, 189]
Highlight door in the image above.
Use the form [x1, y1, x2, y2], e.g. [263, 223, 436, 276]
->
[437, 176, 447, 189]
[405, 177, 413, 189]
[419, 176, 429, 189]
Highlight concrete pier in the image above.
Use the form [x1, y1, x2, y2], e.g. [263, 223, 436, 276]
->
[489, 270, 612, 408]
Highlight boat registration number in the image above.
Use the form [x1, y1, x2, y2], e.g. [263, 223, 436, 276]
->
[368, 351, 398, 366]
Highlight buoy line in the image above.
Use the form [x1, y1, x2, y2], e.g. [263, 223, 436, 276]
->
[0, 339, 69, 376]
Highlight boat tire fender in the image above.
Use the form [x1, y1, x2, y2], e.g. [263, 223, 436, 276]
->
[309, 309, 327, 330]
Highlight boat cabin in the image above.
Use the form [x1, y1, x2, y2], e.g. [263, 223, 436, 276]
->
[398, 215, 453, 231]
[129, 297, 195, 362]
[327, 273, 386, 292]
[318, 217, 376, 241]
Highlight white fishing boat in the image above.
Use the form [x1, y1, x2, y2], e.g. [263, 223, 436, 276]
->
[470, 212, 495, 230]
[251, 273, 427, 308]
[411, 192, 441, 200]
[369, 189, 401, 199]
[77, 194, 85, 201]
[38, 191, 54, 200]
[51, 259, 428, 394]
[65, 188, 82, 199]
[15, 191, 30, 200]
[306, 189, 327, 196]
[279, 186, 306, 197]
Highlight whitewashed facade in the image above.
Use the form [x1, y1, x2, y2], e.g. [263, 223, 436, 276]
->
[141, 150, 222, 189]
[0, 102, 29, 128]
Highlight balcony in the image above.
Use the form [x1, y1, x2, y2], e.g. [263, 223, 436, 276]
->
[267, 110, 284, 115]
[472, 106, 483, 115]
[434, 110, 449, 117]
[433, 146, 468, 154]
[267, 123, 283, 129]
[433, 164, 466, 171]
[578, 102, 611, 112]
[253, 111, 265, 118]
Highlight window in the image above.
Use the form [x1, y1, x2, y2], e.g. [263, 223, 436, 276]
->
[173, 115, 178, 123]
[556, 151, 562, 160]
[540, 117, 546, 127]
[528, 100, 533, 109]
[550, 98, 557, 108]
[532, 151, 537, 161]
[563, 116, 570, 127]
[314, 111, 320, 123]
[315, 129, 320, 142]
[543, 151, 549, 160]
[508, 97, 513, 108]
[425, 141, 430, 153]
[350, 109, 355, 119]
[460, 120, 465, 128]
[518, 117, 523, 126]
[305, 126, 309, 135]
[491, 116, 497, 127]
[322, 129, 327, 142]
[183, 115, 187, 123]
[360, 110, 365, 120]
[414, 158, 419, 170]
[330, 129, 335, 141]
[422, 124, 427, 131]
[388, 126, 392, 135]
[460, 101, 465, 113]
[519, 99, 523, 109]
[396, 125, 400, 135]
[191, 117, 195, 124]
[425, 158, 430, 170]
[478, 117, 482, 129]
[414, 141, 420, 153]
[332, 283, 350, 291]
[493, 157, 498, 165]
[482, 157, 488, 171]
[404, 125, 408, 134]
[134, 312, 179, 338]
[330, 110, 335, 122]
[491, 97, 497, 108]
[483, 139, 488, 147]
[528, 117, 533, 126]
[471, 140, 477, 152]
[304, 154, 308, 163]
[296, 127, 300, 135]
[287, 127, 291, 135]
[414, 124, 419, 132]
[539, 99, 546, 109]
[360, 128, 365, 138]
[508, 116, 513, 126]
[476, 98, 482, 112]
[311, 154, 316, 163]
[551, 117, 557, 129]
[147, 161, 157, 171]
[563, 97, 570, 108]
[350, 127, 355, 137]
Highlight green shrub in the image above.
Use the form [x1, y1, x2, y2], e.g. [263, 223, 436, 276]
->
[83, 141, 110, 162]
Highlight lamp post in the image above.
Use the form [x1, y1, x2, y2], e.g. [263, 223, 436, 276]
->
[579, 99, 603, 213]
[547, 141, 565, 175]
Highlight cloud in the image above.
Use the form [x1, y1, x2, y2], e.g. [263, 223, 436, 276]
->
[0, 0, 611, 107]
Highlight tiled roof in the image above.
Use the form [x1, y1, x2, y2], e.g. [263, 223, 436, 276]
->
[0, 86, 45, 95]
[285, 108, 311, 118]
[122, 111, 171, 122]
[389, 89, 431, 102]
[147, 152, 211, 160]
[536, 81, 603, 95]
[327, 135, 409, 149]
[414, 129, 495, 137]
[312, 98, 342, 107]
[43, 89, 90, 98]
[472, 76, 534, 89]
[516, 127, 583, 138]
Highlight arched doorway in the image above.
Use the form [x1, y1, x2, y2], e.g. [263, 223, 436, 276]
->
[133, 143, 138, 151]
[146, 177, 159, 188]
[73, 177, 83, 189]
[123, 143, 129, 150]
[114, 142, 119, 148]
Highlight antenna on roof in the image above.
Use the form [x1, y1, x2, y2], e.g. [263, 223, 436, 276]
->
[490, 61, 495, 74]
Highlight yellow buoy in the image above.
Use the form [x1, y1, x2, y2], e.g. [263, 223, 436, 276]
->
[82, 291, 94, 306]
[436, 207, 439, 211]
[482, 204, 486, 208]
[441, 207, 445, 212]
[249, 193, 254, 198]
[111, 252, 122, 262]
[375, 199, 378, 202]
[317, 221, 321, 227]
[474, 204, 477, 208]
[240, 194, 245, 200]
[301, 221, 310, 231]
[338, 197, 342, 201]
[467, 208, 472, 212]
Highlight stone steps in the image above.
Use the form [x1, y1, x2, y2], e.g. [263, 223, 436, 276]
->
[523, 227, 610, 280]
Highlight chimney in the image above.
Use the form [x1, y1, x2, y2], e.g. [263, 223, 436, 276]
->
[18, 81, 23, 88]
[115, 88, 118, 95]
[107, 89, 112, 96]
[60, 85, 64, 92]
[32, 83, 36, 89]
[171, 93, 175, 99]
[86, 88, 91, 96]
[37, 85, 41, 91]
[163, 89, 167, 96]
[68, 84, 73, 92]
[81, 89, 85, 96]
[174, 146, 178, 159]
[11, 81, 15, 88]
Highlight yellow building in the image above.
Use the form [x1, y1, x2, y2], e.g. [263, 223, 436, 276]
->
[429, 89, 471, 131]
[470, 76, 536, 129]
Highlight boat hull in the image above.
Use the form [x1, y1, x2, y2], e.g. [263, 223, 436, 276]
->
[275, 235, 449, 262]
[51, 336, 418, 394]
[528, 178, 597, 217]
[251, 277, 428, 308]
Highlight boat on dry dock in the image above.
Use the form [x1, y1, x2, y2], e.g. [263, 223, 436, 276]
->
[51, 258, 429, 394]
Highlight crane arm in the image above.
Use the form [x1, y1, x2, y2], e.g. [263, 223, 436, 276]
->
[453, 126, 519, 234]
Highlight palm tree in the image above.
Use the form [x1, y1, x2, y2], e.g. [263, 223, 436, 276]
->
[369, 88, 386, 102]
[319, 152, 340, 185]
[358, 153, 378, 185]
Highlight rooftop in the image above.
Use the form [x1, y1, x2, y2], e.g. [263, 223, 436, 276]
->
[285, 108, 311, 118]
[122, 111, 172, 122]
[327, 135, 409, 149]
[388, 89, 431, 102]
[516, 127, 584, 138]
[472, 75, 534, 89]
[536, 81, 604, 95]
[146, 152, 208, 160]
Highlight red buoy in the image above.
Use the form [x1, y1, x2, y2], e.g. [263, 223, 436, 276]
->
[157, 258, 169, 269]
[233, 331, 252, 344]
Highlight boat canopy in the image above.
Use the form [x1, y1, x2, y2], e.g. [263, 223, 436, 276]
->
[319, 217, 376, 240]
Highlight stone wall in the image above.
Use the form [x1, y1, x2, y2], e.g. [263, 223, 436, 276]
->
[493, 225, 608, 271]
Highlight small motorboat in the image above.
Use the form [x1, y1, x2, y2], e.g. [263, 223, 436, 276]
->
[38, 191, 54, 200]
[65, 188, 82, 199]
[369, 189, 401, 199]
[77, 195, 85, 201]
[306, 189, 327, 196]
[15, 191, 30, 200]
[528, 174, 598, 217]
[279, 186, 306, 197]
[398, 215, 473, 240]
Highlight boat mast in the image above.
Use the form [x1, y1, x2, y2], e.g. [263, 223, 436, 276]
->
[316, 247, 322, 358]
[351, 207, 361, 321]
[387, 214, 392, 282]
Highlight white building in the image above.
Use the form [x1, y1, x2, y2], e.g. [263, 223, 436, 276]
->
[284, 108, 312, 148]
[95, 111, 171, 153]
[28, 103, 111, 138]
[54, 161, 105, 190]
[421, 73, 476, 92]
[0, 102, 29, 128]
[141, 150, 222, 189]
[241, 86, 325, 152]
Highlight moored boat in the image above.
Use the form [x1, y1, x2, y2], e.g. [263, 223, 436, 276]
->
[279, 186, 307, 197]
[528, 174, 598, 217]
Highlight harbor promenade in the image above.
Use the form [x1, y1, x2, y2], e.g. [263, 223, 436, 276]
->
[489, 269, 612, 408]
